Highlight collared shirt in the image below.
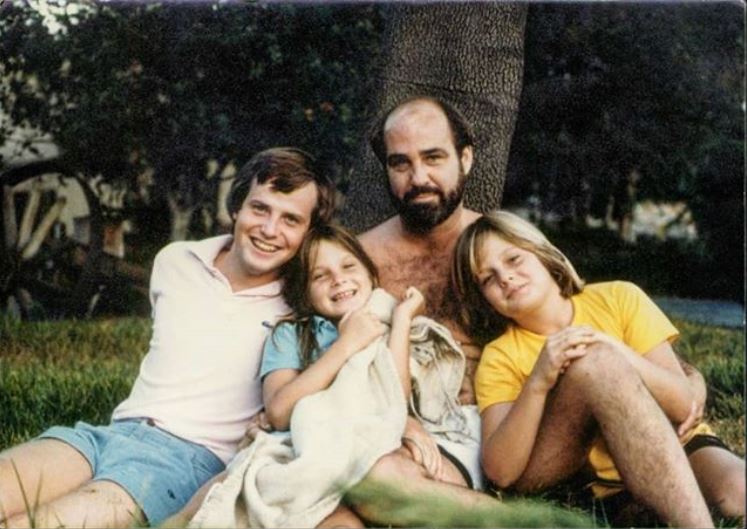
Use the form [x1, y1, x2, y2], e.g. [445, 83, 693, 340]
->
[112, 235, 290, 464]
[260, 316, 339, 378]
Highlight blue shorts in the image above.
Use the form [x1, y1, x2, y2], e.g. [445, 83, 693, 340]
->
[38, 419, 225, 525]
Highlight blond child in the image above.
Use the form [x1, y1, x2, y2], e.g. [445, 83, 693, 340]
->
[451, 210, 744, 526]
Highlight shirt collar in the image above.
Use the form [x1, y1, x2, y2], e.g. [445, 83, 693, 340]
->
[311, 315, 337, 333]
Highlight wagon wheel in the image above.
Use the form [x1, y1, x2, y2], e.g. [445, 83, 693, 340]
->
[1, 174, 119, 319]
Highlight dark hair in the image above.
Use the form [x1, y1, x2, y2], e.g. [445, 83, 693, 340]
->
[451, 211, 584, 347]
[369, 96, 475, 166]
[225, 147, 336, 228]
[273, 223, 379, 368]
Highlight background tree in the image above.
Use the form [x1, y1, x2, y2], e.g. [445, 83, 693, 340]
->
[340, 3, 527, 232]
[0, 0, 382, 316]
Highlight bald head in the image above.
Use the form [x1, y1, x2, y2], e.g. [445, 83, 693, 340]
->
[370, 96, 474, 165]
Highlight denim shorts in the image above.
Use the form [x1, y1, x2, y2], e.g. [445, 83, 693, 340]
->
[38, 419, 225, 525]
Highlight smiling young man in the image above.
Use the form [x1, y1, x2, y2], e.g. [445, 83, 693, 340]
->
[0, 147, 334, 529]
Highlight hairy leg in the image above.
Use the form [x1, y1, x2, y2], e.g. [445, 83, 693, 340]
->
[347, 447, 590, 527]
[522, 343, 712, 528]
[512, 363, 597, 493]
[3, 480, 144, 529]
[689, 446, 745, 518]
[346, 446, 495, 527]
[0, 439, 92, 522]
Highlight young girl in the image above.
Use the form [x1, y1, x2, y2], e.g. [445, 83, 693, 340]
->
[451, 210, 744, 523]
[258, 223, 431, 528]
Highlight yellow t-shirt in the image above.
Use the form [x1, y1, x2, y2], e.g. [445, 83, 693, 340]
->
[476, 281, 712, 497]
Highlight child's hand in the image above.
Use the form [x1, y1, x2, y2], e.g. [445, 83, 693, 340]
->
[530, 325, 595, 393]
[337, 306, 387, 356]
[394, 286, 425, 320]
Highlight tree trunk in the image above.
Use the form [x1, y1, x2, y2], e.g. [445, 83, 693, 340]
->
[341, 2, 527, 232]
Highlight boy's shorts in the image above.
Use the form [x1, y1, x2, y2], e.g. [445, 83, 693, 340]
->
[38, 418, 225, 525]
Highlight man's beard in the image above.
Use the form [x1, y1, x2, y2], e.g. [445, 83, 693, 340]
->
[391, 167, 467, 234]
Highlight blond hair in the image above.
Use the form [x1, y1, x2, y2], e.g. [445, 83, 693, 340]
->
[451, 210, 584, 345]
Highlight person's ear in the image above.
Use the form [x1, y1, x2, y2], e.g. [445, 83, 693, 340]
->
[460, 146, 474, 175]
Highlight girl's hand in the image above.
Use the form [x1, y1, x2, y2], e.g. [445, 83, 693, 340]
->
[394, 286, 425, 320]
[337, 306, 387, 356]
[529, 325, 595, 393]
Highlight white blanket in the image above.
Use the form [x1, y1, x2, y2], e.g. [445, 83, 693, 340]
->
[190, 289, 468, 528]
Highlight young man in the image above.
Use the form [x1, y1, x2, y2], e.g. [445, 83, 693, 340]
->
[0, 147, 335, 528]
[350, 96, 724, 528]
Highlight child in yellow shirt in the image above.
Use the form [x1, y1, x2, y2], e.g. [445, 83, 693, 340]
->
[451, 210, 744, 524]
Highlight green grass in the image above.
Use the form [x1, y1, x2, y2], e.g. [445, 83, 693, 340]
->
[0, 317, 149, 448]
[0, 315, 743, 527]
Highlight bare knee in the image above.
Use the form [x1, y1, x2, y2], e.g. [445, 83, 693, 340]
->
[564, 342, 633, 386]
[365, 447, 428, 486]
[711, 466, 745, 518]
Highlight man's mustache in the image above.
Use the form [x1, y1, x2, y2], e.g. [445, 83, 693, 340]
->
[403, 186, 443, 203]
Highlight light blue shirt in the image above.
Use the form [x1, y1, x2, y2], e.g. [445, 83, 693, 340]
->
[260, 317, 339, 379]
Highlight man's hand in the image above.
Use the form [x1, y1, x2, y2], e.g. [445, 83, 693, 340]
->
[677, 357, 706, 439]
[238, 410, 272, 450]
[401, 416, 444, 481]
[677, 399, 705, 440]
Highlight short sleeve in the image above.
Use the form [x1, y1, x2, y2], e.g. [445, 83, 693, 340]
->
[260, 323, 303, 378]
[475, 339, 527, 412]
[614, 281, 679, 354]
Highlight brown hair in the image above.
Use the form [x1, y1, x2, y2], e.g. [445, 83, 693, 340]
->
[452, 211, 584, 346]
[369, 96, 475, 166]
[273, 223, 379, 368]
[226, 147, 336, 228]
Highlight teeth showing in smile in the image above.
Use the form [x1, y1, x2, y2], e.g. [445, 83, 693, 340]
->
[507, 284, 527, 299]
[252, 238, 279, 253]
[331, 289, 356, 302]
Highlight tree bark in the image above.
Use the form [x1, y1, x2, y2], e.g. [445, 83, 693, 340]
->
[341, 2, 527, 232]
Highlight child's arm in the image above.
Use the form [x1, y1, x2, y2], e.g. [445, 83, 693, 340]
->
[263, 307, 386, 431]
[387, 286, 425, 398]
[481, 326, 593, 487]
[588, 331, 694, 424]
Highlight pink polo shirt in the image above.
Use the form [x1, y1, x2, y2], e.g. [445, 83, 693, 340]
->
[113, 235, 289, 463]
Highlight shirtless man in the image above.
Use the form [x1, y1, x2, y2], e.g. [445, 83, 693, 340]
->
[349, 97, 499, 525]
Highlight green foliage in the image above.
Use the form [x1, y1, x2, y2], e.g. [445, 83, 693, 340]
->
[543, 224, 736, 300]
[504, 3, 744, 300]
[1, 2, 383, 217]
[347, 480, 592, 527]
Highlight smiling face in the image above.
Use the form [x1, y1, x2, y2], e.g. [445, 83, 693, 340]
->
[475, 234, 561, 321]
[307, 240, 375, 321]
[383, 99, 473, 233]
[228, 178, 318, 287]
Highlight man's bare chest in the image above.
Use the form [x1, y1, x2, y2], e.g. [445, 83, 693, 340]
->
[376, 252, 456, 323]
